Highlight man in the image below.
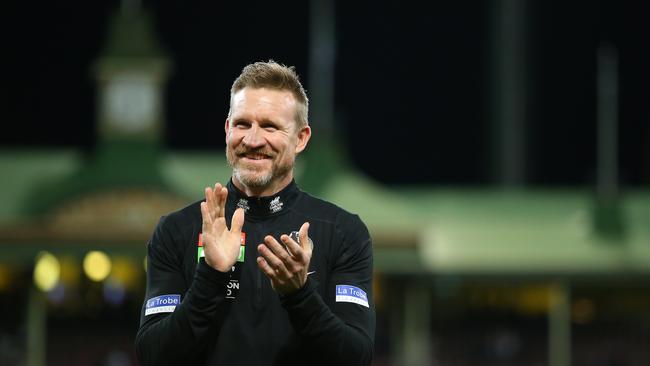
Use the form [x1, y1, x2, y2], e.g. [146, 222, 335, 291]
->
[136, 61, 375, 365]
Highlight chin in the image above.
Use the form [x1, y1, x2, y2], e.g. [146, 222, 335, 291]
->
[234, 169, 273, 189]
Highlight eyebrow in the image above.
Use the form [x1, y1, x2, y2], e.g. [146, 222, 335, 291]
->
[231, 117, 283, 130]
[258, 118, 279, 126]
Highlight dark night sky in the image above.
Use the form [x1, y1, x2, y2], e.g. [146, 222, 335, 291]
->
[2, 0, 649, 186]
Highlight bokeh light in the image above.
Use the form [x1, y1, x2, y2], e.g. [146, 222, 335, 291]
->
[34, 251, 61, 292]
[83, 251, 112, 282]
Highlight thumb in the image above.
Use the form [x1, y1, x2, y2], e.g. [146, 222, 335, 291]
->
[230, 208, 245, 233]
[299, 222, 310, 251]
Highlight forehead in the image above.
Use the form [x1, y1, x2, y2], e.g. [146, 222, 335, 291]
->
[230, 87, 297, 121]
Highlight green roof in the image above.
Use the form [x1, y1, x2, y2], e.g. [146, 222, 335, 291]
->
[1, 149, 649, 276]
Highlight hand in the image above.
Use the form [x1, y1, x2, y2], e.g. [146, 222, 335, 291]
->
[200, 182, 245, 272]
[257, 222, 311, 296]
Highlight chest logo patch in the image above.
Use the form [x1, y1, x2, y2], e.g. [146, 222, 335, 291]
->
[336, 285, 369, 308]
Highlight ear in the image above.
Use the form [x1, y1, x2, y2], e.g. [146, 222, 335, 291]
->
[294, 125, 311, 154]
[224, 118, 230, 143]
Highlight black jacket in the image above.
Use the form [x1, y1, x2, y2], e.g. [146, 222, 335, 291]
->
[135, 180, 375, 365]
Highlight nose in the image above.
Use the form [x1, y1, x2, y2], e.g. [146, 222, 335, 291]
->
[242, 124, 265, 148]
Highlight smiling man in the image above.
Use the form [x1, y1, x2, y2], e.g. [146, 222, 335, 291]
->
[136, 61, 375, 366]
[226, 86, 307, 196]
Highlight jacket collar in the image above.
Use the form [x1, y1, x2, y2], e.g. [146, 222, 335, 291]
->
[226, 179, 300, 219]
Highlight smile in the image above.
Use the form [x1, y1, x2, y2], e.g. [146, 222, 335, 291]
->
[240, 153, 271, 161]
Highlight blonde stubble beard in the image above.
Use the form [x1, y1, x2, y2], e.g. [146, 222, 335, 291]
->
[226, 147, 294, 191]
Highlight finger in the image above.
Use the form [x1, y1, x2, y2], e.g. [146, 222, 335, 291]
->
[258, 242, 291, 277]
[200, 202, 212, 226]
[299, 222, 311, 255]
[230, 208, 244, 233]
[280, 234, 304, 265]
[256, 257, 276, 279]
[206, 186, 216, 220]
[264, 235, 295, 267]
[205, 187, 213, 211]
[211, 183, 222, 217]
[218, 186, 228, 218]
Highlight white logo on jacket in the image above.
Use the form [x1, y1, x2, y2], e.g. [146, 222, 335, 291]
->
[269, 196, 283, 213]
[237, 198, 250, 212]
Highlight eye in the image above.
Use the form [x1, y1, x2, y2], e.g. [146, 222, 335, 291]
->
[260, 121, 279, 132]
[234, 120, 250, 129]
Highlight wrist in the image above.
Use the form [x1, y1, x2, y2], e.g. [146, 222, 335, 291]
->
[196, 258, 232, 282]
[279, 277, 314, 301]
[205, 257, 234, 273]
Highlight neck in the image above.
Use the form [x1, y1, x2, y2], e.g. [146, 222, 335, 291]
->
[231, 172, 294, 197]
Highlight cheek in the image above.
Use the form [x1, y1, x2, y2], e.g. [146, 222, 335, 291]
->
[226, 131, 242, 146]
[265, 136, 284, 150]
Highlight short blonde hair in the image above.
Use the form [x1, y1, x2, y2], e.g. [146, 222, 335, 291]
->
[229, 60, 309, 129]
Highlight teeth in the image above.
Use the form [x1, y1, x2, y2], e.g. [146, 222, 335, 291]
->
[246, 155, 266, 160]
[239, 151, 271, 160]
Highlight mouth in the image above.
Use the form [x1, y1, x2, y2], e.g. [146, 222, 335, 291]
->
[238, 152, 272, 161]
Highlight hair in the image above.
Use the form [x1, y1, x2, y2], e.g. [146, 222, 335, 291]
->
[229, 60, 309, 129]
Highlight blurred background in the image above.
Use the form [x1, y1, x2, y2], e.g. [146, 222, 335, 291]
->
[1, 0, 649, 365]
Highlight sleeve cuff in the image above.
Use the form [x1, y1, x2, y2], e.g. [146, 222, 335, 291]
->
[280, 276, 317, 308]
[195, 258, 231, 286]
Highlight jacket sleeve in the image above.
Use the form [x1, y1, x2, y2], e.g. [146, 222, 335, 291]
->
[135, 215, 231, 365]
[281, 214, 375, 365]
